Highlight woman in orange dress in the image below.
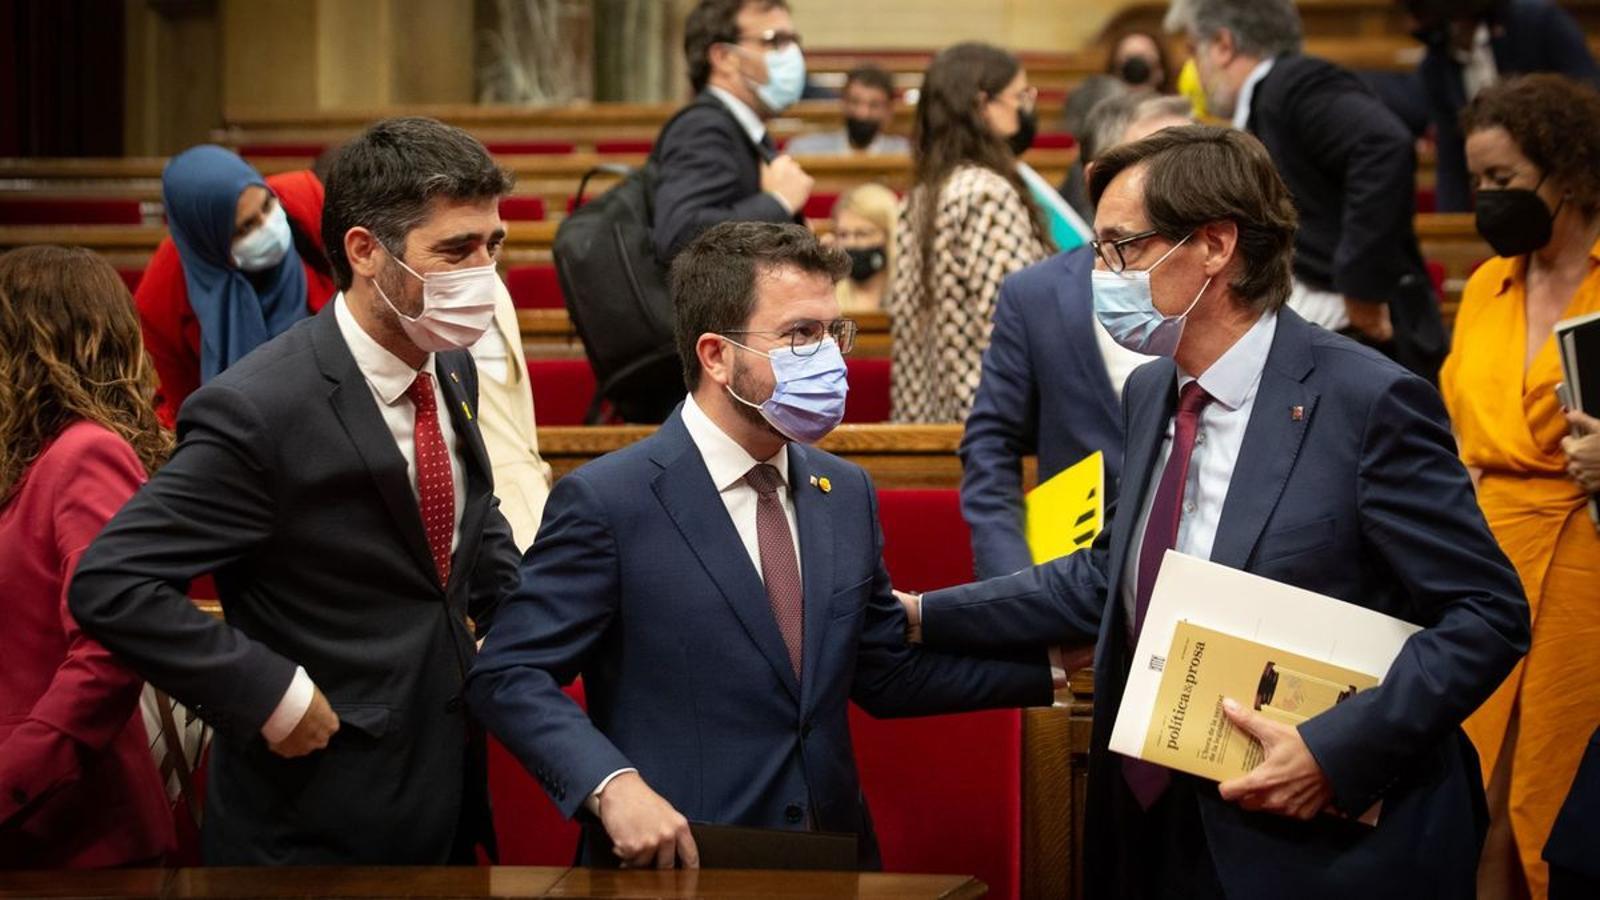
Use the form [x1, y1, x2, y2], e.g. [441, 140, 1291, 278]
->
[1441, 74, 1600, 900]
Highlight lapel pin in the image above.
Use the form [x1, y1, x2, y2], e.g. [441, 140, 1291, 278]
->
[1290, 405, 1304, 422]
[449, 371, 460, 384]
[817, 476, 832, 494]
[460, 400, 474, 422]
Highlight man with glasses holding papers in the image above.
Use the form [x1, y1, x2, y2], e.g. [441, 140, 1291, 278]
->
[902, 126, 1529, 899]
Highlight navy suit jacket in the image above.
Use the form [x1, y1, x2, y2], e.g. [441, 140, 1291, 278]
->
[465, 407, 1050, 868]
[921, 309, 1530, 898]
[959, 248, 1126, 580]
[1418, 0, 1600, 213]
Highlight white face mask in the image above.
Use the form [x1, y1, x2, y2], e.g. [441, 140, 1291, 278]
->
[232, 203, 291, 272]
[372, 246, 500, 353]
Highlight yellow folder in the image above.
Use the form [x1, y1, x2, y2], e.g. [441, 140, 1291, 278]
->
[1024, 451, 1105, 564]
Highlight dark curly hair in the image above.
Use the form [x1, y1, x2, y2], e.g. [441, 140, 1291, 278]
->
[1461, 74, 1600, 219]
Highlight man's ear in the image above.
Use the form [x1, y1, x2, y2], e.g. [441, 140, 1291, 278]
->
[1199, 219, 1240, 279]
[697, 332, 734, 388]
[708, 41, 740, 80]
[1211, 28, 1237, 66]
[346, 226, 384, 283]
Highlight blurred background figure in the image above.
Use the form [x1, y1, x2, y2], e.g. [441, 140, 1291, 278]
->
[1442, 73, 1600, 900]
[890, 41, 1052, 424]
[787, 64, 911, 155]
[136, 146, 335, 426]
[1404, 0, 1599, 213]
[829, 183, 898, 312]
[1057, 74, 1131, 221]
[0, 246, 176, 869]
[1106, 29, 1175, 92]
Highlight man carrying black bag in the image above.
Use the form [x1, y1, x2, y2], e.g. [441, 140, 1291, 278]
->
[554, 0, 811, 423]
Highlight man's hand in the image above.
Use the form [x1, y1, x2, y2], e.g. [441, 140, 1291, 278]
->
[761, 155, 814, 215]
[1343, 297, 1394, 344]
[1562, 410, 1600, 493]
[269, 686, 339, 758]
[894, 590, 922, 643]
[1216, 698, 1333, 820]
[596, 772, 699, 869]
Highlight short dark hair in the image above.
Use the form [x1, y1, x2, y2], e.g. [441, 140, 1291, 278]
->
[669, 221, 848, 391]
[1462, 73, 1600, 219]
[683, 0, 789, 94]
[844, 64, 895, 99]
[1089, 125, 1297, 312]
[1163, 0, 1302, 58]
[321, 116, 513, 290]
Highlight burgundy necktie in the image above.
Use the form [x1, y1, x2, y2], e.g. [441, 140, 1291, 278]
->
[746, 463, 804, 679]
[405, 372, 454, 586]
[1123, 380, 1214, 810]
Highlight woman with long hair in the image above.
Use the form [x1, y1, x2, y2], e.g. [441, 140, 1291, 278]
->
[889, 42, 1052, 423]
[0, 246, 176, 867]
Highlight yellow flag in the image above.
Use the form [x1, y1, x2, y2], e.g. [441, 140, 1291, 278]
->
[1025, 451, 1105, 564]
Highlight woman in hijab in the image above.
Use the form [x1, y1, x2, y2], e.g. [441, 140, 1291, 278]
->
[135, 146, 336, 426]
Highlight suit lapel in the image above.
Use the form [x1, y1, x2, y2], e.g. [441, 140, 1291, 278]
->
[1104, 360, 1178, 626]
[1210, 312, 1319, 569]
[649, 416, 801, 704]
[437, 355, 495, 592]
[1053, 253, 1123, 427]
[310, 307, 439, 583]
[788, 444, 834, 714]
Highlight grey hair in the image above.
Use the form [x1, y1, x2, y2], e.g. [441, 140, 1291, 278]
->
[1163, 0, 1303, 58]
[1083, 92, 1196, 164]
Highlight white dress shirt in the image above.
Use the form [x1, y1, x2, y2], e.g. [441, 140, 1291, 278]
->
[1093, 316, 1158, 400]
[261, 294, 468, 743]
[1453, 23, 1500, 102]
[1120, 312, 1278, 635]
[586, 393, 804, 810]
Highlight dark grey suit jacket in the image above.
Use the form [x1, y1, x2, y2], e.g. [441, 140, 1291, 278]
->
[70, 303, 522, 864]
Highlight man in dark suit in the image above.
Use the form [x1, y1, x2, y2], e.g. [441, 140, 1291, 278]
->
[1407, 0, 1600, 213]
[962, 94, 1191, 580]
[652, 0, 813, 261]
[70, 117, 522, 865]
[1166, 0, 1446, 382]
[905, 126, 1530, 898]
[466, 222, 1053, 870]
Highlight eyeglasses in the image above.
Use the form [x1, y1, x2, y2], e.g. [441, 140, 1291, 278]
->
[1090, 229, 1162, 274]
[722, 318, 858, 356]
[730, 29, 803, 51]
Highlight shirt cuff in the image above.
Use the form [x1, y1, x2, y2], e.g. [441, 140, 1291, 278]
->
[585, 767, 639, 815]
[260, 666, 314, 744]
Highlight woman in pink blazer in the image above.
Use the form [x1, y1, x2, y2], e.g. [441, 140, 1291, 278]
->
[0, 246, 177, 867]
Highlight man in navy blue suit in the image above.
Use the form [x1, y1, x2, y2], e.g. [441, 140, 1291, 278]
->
[905, 126, 1529, 899]
[961, 93, 1190, 580]
[466, 221, 1054, 869]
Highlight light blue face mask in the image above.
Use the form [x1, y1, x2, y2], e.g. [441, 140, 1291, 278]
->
[231, 202, 291, 272]
[749, 43, 806, 113]
[725, 335, 849, 444]
[1090, 232, 1212, 358]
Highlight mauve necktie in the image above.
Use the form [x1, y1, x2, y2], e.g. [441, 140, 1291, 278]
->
[745, 463, 803, 679]
[1123, 380, 1214, 810]
[405, 372, 453, 586]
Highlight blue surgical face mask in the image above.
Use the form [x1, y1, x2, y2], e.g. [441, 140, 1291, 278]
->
[231, 202, 291, 272]
[724, 335, 849, 444]
[1091, 233, 1212, 358]
[749, 43, 806, 113]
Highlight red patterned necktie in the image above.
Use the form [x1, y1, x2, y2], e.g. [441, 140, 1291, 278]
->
[405, 372, 453, 586]
[1123, 380, 1214, 810]
[746, 463, 803, 680]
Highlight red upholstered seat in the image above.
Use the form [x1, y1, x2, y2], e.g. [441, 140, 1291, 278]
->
[527, 358, 597, 426]
[1425, 259, 1446, 298]
[499, 196, 548, 222]
[0, 198, 143, 225]
[485, 141, 578, 155]
[853, 489, 1021, 900]
[843, 357, 891, 423]
[595, 139, 654, 154]
[1030, 131, 1076, 150]
[118, 269, 144, 294]
[505, 264, 565, 310]
[490, 682, 587, 865]
[1415, 186, 1437, 214]
[803, 192, 839, 221]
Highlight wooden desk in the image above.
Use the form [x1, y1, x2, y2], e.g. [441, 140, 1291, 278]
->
[0, 866, 986, 899]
